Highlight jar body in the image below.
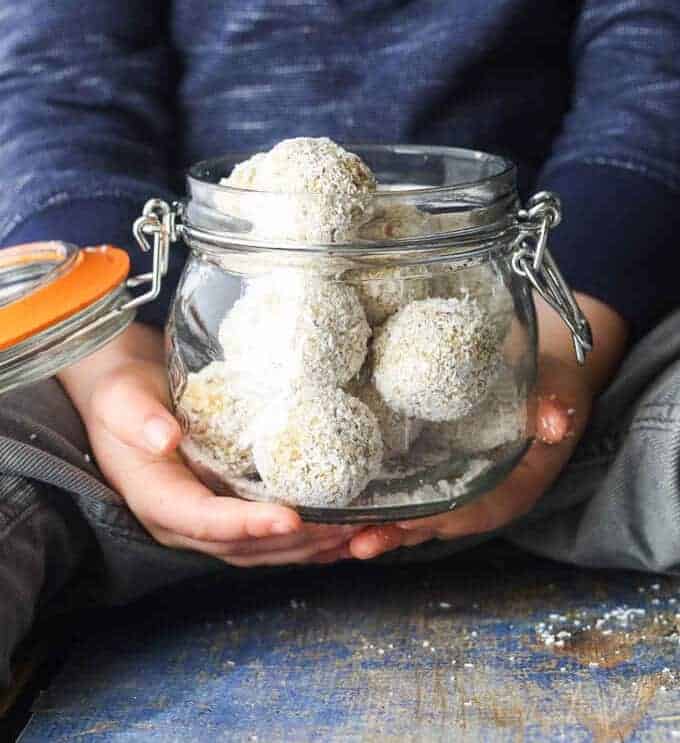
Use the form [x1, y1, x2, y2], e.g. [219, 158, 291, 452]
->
[166, 246, 537, 522]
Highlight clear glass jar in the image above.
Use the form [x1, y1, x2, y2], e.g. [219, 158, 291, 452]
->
[145, 145, 591, 523]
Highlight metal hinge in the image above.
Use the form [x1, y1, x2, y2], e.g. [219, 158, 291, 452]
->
[511, 191, 593, 364]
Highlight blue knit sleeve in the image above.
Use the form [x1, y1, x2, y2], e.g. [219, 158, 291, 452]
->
[538, 0, 680, 337]
[0, 1, 182, 326]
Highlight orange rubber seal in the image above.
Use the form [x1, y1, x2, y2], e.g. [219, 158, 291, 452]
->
[0, 245, 130, 351]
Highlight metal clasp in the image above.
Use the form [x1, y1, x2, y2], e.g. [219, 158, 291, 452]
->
[123, 199, 181, 311]
[511, 191, 593, 364]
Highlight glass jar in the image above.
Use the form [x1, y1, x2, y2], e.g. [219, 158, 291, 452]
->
[133, 145, 592, 523]
[0, 145, 590, 523]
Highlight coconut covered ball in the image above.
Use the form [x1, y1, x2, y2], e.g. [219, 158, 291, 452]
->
[219, 137, 377, 243]
[372, 296, 502, 422]
[177, 362, 260, 477]
[427, 364, 527, 453]
[344, 264, 431, 327]
[347, 377, 423, 459]
[344, 204, 443, 326]
[251, 387, 384, 507]
[218, 271, 370, 395]
[431, 262, 514, 342]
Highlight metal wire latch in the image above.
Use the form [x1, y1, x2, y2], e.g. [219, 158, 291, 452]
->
[127, 199, 182, 310]
[511, 191, 593, 364]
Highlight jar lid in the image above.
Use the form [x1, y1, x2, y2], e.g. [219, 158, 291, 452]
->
[0, 242, 135, 395]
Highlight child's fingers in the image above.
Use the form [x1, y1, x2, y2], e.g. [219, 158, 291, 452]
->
[349, 525, 405, 559]
[309, 545, 354, 564]
[122, 458, 302, 541]
[154, 525, 355, 555]
[90, 362, 181, 456]
[348, 525, 434, 560]
[155, 528, 354, 565]
[222, 545, 340, 567]
[208, 524, 359, 556]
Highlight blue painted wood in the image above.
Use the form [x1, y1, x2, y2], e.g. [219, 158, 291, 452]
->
[18, 545, 680, 742]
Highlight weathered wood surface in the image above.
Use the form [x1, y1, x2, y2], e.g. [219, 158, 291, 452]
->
[18, 544, 680, 742]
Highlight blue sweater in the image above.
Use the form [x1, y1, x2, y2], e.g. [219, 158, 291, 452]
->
[1, 1, 679, 334]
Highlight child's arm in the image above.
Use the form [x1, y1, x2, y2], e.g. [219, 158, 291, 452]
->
[532, 0, 680, 340]
[58, 323, 360, 566]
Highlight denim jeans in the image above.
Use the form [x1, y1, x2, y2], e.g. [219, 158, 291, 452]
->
[3, 309, 680, 687]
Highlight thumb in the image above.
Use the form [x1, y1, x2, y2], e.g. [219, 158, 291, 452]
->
[536, 394, 574, 445]
[531, 356, 582, 446]
[90, 361, 182, 456]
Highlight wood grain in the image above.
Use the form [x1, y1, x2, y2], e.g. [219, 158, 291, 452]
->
[17, 544, 680, 742]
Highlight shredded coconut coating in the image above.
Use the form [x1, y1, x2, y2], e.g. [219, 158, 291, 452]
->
[432, 262, 514, 341]
[177, 362, 260, 477]
[372, 296, 502, 422]
[427, 364, 527, 453]
[252, 387, 384, 507]
[347, 377, 423, 459]
[220, 137, 377, 243]
[344, 264, 431, 327]
[218, 271, 370, 395]
[344, 205, 443, 325]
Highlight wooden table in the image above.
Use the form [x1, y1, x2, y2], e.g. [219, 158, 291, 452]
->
[17, 543, 680, 742]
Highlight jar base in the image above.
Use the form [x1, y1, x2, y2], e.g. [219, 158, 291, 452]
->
[181, 439, 531, 524]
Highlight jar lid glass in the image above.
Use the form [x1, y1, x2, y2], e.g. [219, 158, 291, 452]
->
[0, 241, 79, 308]
[0, 243, 136, 395]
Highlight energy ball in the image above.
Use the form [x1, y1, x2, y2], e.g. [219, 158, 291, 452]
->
[220, 137, 377, 243]
[347, 377, 423, 459]
[431, 262, 514, 342]
[218, 271, 370, 396]
[177, 362, 260, 477]
[427, 364, 527, 453]
[344, 264, 431, 327]
[372, 296, 502, 422]
[252, 387, 384, 507]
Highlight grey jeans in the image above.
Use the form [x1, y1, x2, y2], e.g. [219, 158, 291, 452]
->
[3, 309, 680, 687]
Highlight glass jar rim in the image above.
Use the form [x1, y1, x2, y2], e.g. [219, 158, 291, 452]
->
[182, 144, 521, 253]
[187, 144, 517, 198]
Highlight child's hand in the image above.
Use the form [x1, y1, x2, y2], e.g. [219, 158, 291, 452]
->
[345, 293, 629, 561]
[58, 324, 359, 567]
